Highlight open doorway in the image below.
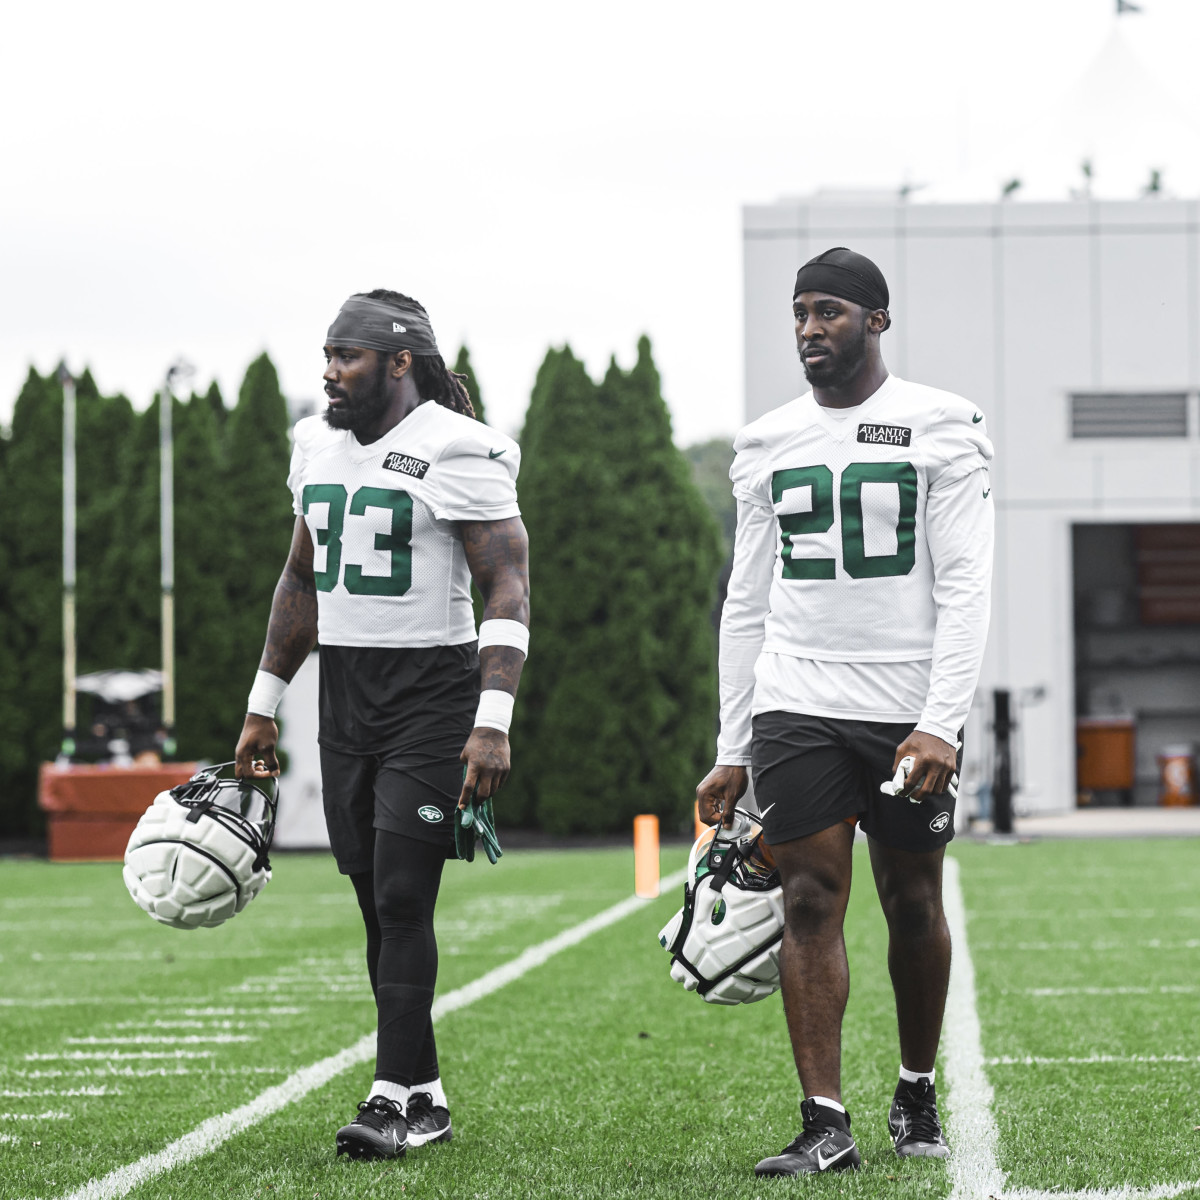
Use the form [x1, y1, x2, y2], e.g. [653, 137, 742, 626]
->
[1073, 524, 1200, 806]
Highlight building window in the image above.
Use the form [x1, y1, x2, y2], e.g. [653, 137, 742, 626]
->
[1070, 393, 1189, 439]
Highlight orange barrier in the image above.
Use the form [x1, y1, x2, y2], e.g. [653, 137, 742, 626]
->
[633, 814, 660, 898]
[1158, 746, 1197, 807]
[38, 762, 198, 861]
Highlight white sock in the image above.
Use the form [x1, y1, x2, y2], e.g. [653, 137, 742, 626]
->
[808, 1095, 846, 1114]
[368, 1079, 410, 1110]
[899, 1065, 935, 1084]
[413, 1076, 448, 1109]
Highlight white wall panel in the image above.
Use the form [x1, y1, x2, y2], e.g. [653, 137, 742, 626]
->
[1097, 231, 1191, 388]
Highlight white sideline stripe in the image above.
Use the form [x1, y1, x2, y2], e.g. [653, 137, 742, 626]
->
[943, 857, 1200, 1200]
[942, 855, 1007, 1200]
[1, 1111, 70, 1120]
[50, 870, 687, 1200]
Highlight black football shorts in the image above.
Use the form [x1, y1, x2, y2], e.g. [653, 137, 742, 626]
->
[319, 748, 460, 874]
[751, 711, 962, 854]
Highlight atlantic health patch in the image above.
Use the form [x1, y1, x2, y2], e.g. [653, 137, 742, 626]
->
[381, 452, 431, 480]
[857, 423, 912, 448]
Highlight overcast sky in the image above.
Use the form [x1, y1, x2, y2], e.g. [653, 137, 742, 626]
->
[3, 0, 1198, 445]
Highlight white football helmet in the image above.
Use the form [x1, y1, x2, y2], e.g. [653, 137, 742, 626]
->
[658, 808, 784, 1005]
[123, 763, 278, 930]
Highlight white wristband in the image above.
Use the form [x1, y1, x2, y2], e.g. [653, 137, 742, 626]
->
[474, 689, 515, 734]
[247, 670, 288, 719]
[477, 619, 529, 657]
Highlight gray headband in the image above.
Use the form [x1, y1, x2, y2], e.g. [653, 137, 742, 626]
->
[325, 296, 441, 357]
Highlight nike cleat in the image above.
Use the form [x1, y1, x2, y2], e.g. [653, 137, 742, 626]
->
[755, 1098, 861, 1176]
[406, 1091, 452, 1147]
[888, 1077, 949, 1158]
[335, 1095, 408, 1160]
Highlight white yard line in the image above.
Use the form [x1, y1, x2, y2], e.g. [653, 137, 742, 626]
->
[1019, 987, 1197, 997]
[49, 869, 687, 1200]
[63, 1036, 256, 1046]
[943, 856, 1200, 1200]
[988, 1054, 1200, 1067]
[1005, 1186, 1200, 1200]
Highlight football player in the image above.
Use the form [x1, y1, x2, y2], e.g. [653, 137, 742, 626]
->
[696, 248, 993, 1176]
[235, 290, 530, 1161]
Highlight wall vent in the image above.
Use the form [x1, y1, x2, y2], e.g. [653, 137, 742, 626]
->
[1070, 393, 1188, 439]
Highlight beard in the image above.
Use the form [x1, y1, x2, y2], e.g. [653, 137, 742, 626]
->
[323, 357, 391, 436]
[798, 320, 869, 389]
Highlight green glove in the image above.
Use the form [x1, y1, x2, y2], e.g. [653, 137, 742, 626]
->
[454, 788, 503, 865]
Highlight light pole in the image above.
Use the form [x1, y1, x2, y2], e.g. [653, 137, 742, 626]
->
[160, 359, 194, 758]
[59, 364, 77, 762]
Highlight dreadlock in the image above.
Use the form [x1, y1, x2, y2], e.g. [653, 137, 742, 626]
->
[360, 289, 476, 419]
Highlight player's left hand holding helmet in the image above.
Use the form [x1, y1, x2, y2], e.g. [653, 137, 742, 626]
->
[657, 807, 784, 1005]
[123, 762, 278, 930]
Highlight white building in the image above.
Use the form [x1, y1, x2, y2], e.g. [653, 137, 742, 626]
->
[742, 190, 1200, 814]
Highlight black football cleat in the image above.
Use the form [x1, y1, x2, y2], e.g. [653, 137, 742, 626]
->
[406, 1090, 452, 1147]
[335, 1095, 408, 1160]
[755, 1098, 861, 1176]
[889, 1077, 950, 1158]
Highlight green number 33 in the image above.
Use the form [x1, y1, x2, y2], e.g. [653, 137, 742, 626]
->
[302, 484, 413, 596]
[772, 462, 917, 580]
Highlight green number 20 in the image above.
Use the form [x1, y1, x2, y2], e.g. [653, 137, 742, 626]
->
[302, 484, 413, 596]
[772, 462, 917, 580]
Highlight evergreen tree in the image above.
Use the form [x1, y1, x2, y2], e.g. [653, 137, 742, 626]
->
[0, 369, 62, 833]
[75, 372, 137, 676]
[174, 391, 241, 763]
[506, 340, 722, 834]
[223, 354, 294, 701]
[0, 425, 19, 823]
[202, 381, 227, 430]
[453, 346, 486, 424]
[504, 348, 605, 827]
[683, 437, 737, 558]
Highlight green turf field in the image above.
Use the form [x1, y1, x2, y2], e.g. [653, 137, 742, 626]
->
[1, 838, 1197, 1200]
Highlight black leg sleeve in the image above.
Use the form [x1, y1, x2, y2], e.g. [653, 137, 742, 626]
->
[372, 828, 446, 1086]
[349, 869, 382, 999]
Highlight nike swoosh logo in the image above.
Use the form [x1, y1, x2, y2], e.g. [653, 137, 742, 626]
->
[983, 488, 991, 498]
[757, 803, 776, 819]
[972, 413, 983, 423]
[817, 1145, 854, 1170]
[488, 448, 507, 459]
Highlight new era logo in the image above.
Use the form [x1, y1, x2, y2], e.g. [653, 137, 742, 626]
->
[857, 423, 912, 447]
[382, 452, 430, 480]
[392, 322, 406, 333]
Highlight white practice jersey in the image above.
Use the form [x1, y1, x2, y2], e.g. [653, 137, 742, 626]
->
[287, 402, 520, 649]
[715, 374, 994, 763]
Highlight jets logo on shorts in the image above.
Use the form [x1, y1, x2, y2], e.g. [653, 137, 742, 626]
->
[417, 805, 443, 824]
[929, 812, 950, 833]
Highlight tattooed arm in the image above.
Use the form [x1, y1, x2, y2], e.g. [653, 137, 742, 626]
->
[458, 515, 531, 805]
[234, 517, 318, 779]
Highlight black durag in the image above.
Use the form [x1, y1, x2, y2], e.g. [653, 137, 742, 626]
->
[793, 247, 891, 327]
